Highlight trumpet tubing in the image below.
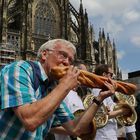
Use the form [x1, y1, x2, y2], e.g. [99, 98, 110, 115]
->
[114, 92, 137, 126]
[94, 106, 109, 128]
[113, 102, 137, 126]
[73, 109, 96, 140]
[83, 94, 109, 128]
[115, 92, 136, 106]
[83, 94, 95, 109]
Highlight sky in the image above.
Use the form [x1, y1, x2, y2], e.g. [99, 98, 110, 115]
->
[70, 0, 140, 80]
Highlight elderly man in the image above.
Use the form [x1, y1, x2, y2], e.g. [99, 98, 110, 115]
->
[0, 39, 116, 139]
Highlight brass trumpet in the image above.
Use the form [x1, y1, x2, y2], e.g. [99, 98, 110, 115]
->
[83, 92, 137, 128]
[83, 94, 109, 128]
[114, 92, 136, 107]
[113, 92, 137, 126]
[73, 109, 97, 140]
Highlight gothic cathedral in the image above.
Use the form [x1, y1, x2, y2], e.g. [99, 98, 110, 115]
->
[0, 0, 122, 78]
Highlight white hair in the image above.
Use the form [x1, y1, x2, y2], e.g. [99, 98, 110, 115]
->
[37, 39, 76, 60]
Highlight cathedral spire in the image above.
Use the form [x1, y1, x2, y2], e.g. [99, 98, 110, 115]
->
[102, 28, 105, 38]
[84, 9, 88, 23]
[85, 9, 87, 17]
[99, 28, 101, 38]
[79, 0, 83, 14]
[113, 38, 116, 48]
[107, 33, 110, 40]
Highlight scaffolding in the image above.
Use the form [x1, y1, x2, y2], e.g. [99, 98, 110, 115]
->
[0, 43, 15, 67]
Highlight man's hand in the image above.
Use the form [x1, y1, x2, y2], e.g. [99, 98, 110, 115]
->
[59, 66, 80, 90]
[97, 78, 117, 102]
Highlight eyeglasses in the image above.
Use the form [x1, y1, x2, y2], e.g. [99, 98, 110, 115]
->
[46, 49, 74, 65]
[57, 50, 74, 65]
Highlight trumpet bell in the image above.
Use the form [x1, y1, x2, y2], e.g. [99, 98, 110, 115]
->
[94, 104, 109, 128]
[73, 109, 97, 140]
[115, 92, 136, 106]
[113, 102, 137, 126]
[83, 94, 95, 109]
[83, 94, 108, 128]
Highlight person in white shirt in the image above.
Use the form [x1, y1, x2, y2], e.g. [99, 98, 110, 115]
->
[51, 62, 88, 140]
[92, 64, 135, 140]
[54, 90, 85, 140]
[125, 125, 136, 140]
[92, 88, 118, 140]
[117, 125, 136, 140]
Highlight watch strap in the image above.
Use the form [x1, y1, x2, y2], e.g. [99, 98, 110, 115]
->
[92, 97, 102, 106]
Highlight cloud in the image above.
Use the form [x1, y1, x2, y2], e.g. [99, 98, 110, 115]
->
[104, 20, 123, 37]
[69, 0, 139, 34]
[70, 0, 103, 16]
[117, 51, 125, 60]
[122, 10, 140, 24]
[131, 36, 140, 47]
[70, 0, 140, 75]
[70, 0, 139, 18]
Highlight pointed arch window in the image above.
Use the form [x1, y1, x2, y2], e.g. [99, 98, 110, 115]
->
[34, 2, 56, 38]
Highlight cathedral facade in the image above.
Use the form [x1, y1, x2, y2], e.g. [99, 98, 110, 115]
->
[0, 0, 121, 78]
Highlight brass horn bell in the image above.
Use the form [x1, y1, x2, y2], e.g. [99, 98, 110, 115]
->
[73, 109, 96, 140]
[113, 92, 137, 126]
[83, 94, 108, 128]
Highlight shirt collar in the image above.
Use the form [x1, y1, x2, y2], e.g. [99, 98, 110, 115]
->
[36, 61, 48, 82]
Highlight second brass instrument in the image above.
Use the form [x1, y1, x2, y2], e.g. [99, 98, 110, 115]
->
[113, 92, 137, 126]
[114, 92, 136, 107]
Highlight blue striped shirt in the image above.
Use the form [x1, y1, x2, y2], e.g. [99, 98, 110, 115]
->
[0, 61, 74, 140]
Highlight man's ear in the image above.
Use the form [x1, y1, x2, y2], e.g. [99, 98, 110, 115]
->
[41, 50, 48, 60]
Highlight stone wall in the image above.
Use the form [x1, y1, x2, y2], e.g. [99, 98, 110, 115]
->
[127, 71, 140, 139]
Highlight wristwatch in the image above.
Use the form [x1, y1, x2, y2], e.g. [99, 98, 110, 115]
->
[92, 97, 102, 106]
